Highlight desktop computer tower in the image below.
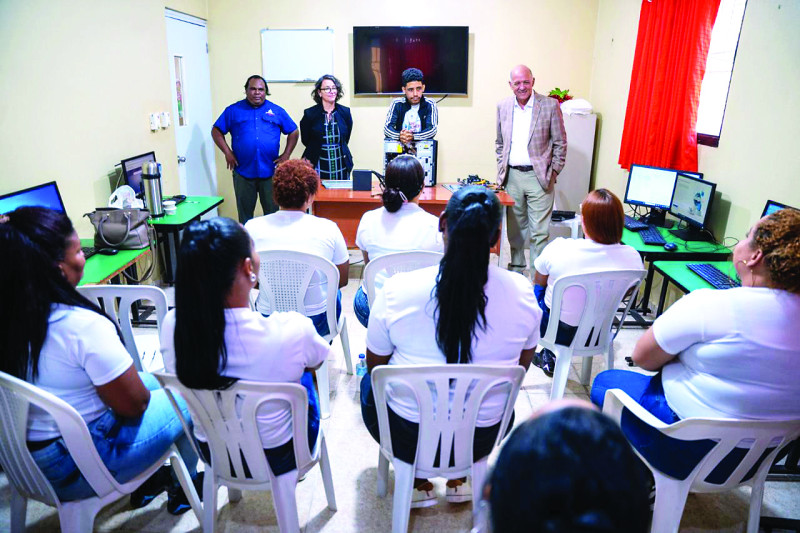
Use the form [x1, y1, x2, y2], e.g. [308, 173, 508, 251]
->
[383, 140, 438, 186]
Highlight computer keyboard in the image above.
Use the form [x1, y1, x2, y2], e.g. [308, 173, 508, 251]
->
[81, 246, 97, 259]
[639, 225, 667, 245]
[687, 263, 741, 290]
[552, 210, 576, 221]
[624, 215, 649, 231]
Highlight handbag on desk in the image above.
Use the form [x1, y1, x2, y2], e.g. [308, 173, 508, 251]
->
[85, 208, 152, 249]
[84, 207, 156, 282]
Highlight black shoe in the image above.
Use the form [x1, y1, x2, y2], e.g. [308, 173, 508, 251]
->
[130, 465, 172, 509]
[534, 349, 556, 377]
[167, 471, 204, 515]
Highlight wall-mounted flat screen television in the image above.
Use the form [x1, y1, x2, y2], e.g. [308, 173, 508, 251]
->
[353, 26, 469, 95]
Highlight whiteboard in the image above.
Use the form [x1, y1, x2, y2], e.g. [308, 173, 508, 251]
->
[260, 29, 334, 82]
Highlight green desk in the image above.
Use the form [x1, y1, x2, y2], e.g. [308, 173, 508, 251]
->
[78, 239, 150, 285]
[652, 260, 738, 315]
[621, 227, 732, 325]
[149, 195, 224, 283]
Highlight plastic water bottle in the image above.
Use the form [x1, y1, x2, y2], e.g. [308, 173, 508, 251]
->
[356, 353, 367, 377]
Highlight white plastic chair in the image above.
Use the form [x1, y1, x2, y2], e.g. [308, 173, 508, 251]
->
[363, 250, 443, 305]
[153, 372, 337, 533]
[77, 284, 169, 372]
[0, 370, 200, 533]
[541, 269, 646, 400]
[603, 388, 800, 533]
[255, 250, 352, 419]
[371, 364, 525, 533]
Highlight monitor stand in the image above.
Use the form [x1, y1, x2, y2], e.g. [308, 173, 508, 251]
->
[669, 227, 715, 242]
[641, 208, 673, 228]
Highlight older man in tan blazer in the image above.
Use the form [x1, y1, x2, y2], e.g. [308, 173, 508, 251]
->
[496, 65, 567, 272]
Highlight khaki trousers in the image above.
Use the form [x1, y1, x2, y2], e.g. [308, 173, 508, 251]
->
[505, 167, 554, 269]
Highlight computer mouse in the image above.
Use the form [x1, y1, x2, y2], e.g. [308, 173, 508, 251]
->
[97, 248, 119, 256]
[663, 242, 678, 251]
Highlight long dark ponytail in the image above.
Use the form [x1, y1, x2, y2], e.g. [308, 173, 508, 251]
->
[174, 217, 252, 389]
[0, 207, 119, 380]
[434, 186, 502, 364]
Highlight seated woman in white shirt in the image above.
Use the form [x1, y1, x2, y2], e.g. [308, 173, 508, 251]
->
[245, 159, 349, 337]
[162, 217, 330, 476]
[361, 186, 542, 508]
[353, 155, 443, 327]
[0, 207, 198, 512]
[532, 188, 643, 376]
[591, 208, 800, 477]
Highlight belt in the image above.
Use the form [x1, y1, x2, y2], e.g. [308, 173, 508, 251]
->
[509, 165, 534, 172]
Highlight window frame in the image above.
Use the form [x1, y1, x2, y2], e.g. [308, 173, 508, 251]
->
[696, 0, 747, 148]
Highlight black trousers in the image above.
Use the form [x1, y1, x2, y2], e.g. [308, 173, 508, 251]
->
[360, 372, 513, 466]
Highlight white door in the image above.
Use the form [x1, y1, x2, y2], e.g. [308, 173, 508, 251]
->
[165, 10, 217, 205]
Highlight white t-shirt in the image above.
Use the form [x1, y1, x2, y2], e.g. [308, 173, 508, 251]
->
[402, 104, 421, 133]
[245, 210, 348, 316]
[356, 202, 443, 293]
[161, 308, 330, 448]
[654, 287, 800, 421]
[534, 237, 643, 326]
[509, 97, 534, 167]
[367, 265, 541, 426]
[27, 305, 133, 440]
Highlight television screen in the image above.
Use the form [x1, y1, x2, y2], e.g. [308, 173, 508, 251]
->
[353, 26, 469, 95]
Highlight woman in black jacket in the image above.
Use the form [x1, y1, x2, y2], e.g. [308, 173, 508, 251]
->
[300, 74, 353, 180]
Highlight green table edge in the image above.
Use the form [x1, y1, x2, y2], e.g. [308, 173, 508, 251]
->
[653, 260, 739, 293]
[149, 196, 224, 227]
[621, 227, 731, 255]
[79, 238, 149, 286]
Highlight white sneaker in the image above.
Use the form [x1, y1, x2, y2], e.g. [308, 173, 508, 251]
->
[445, 479, 472, 503]
[410, 486, 438, 508]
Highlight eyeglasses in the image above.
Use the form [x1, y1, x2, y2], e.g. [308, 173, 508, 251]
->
[319, 87, 338, 93]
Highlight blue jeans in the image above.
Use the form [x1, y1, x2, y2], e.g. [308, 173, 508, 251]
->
[354, 286, 370, 328]
[29, 373, 198, 501]
[535, 285, 578, 346]
[263, 290, 342, 338]
[590, 370, 723, 480]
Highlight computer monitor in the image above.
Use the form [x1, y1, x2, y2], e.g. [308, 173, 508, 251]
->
[668, 173, 716, 242]
[624, 164, 703, 210]
[0, 181, 66, 215]
[121, 152, 156, 197]
[761, 200, 797, 218]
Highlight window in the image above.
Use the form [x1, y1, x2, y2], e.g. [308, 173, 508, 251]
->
[696, 0, 747, 147]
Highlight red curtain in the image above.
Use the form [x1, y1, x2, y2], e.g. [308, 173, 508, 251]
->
[619, 0, 720, 171]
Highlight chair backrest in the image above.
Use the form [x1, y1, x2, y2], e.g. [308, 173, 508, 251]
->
[541, 269, 645, 357]
[77, 285, 169, 371]
[153, 372, 316, 484]
[604, 389, 800, 492]
[363, 250, 443, 304]
[256, 249, 339, 340]
[0, 371, 123, 506]
[371, 365, 525, 478]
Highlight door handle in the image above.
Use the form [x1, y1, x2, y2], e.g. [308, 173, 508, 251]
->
[177, 156, 187, 163]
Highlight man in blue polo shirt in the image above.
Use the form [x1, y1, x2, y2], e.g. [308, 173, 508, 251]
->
[212, 75, 299, 223]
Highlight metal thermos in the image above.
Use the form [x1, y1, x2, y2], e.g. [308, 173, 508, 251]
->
[141, 162, 164, 218]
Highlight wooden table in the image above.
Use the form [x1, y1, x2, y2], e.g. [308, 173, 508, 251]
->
[312, 185, 515, 256]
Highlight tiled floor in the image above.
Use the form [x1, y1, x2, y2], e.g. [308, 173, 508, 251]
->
[2, 244, 798, 532]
